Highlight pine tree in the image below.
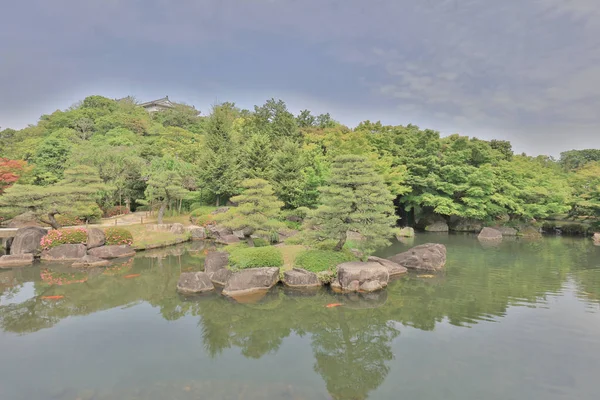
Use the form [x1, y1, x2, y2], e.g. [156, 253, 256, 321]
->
[200, 105, 241, 206]
[0, 165, 107, 228]
[306, 155, 396, 254]
[243, 133, 273, 180]
[215, 179, 284, 239]
[272, 140, 306, 208]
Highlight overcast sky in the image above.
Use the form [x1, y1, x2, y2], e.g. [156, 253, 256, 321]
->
[1, 0, 599, 156]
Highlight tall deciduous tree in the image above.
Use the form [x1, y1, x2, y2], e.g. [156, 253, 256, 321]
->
[142, 157, 189, 224]
[306, 155, 396, 254]
[0, 158, 28, 194]
[215, 179, 284, 240]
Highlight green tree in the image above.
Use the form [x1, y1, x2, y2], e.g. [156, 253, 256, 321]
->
[30, 137, 72, 185]
[242, 133, 273, 180]
[200, 104, 241, 206]
[306, 155, 396, 253]
[215, 179, 284, 240]
[0, 166, 106, 228]
[142, 157, 189, 224]
[272, 140, 307, 208]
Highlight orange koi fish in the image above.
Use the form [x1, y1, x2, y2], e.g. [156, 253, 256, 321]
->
[417, 274, 435, 278]
[41, 295, 64, 300]
[326, 303, 343, 308]
[123, 274, 141, 279]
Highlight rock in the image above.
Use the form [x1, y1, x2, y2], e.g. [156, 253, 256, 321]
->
[367, 256, 408, 277]
[360, 280, 384, 292]
[424, 221, 449, 232]
[211, 207, 230, 215]
[478, 227, 503, 241]
[216, 234, 240, 245]
[396, 227, 415, 238]
[286, 215, 303, 223]
[207, 224, 233, 239]
[493, 226, 518, 236]
[449, 217, 484, 233]
[146, 224, 172, 232]
[170, 223, 185, 234]
[5, 212, 40, 228]
[388, 243, 447, 271]
[177, 272, 215, 294]
[41, 244, 87, 262]
[233, 227, 253, 239]
[10, 226, 48, 255]
[86, 228, 106, 249]
[88, 245, 136, 259]
[72, 255, 110, 268]
[209, 268, 232, 285]
[204, 251, 229, 273]
[0, 254, 34, 268]
[222, 267, 280, 297]
[517, 225, 542, 239]
[282, 268, 321, 288]
[185, 225, 206, 240]
[335, 261, 389, 292]
[277, 229, 300, 242]
[594, 233, 600, 244]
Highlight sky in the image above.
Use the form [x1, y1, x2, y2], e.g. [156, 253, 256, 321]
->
[1, 0, 599, 156]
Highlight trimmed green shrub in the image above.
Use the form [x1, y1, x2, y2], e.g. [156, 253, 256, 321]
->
[294, 249, 357, 273]
[252, 238, 270, 247]
[190, 206, 218, 217]
[104, 227, 134, 246]
[229, 246, 283, 269]
[41, 228, 88, 250]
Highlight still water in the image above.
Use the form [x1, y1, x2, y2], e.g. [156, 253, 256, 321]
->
[0, 234, 599, 400]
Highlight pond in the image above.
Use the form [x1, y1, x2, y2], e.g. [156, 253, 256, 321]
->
[0, 234, 599, 400]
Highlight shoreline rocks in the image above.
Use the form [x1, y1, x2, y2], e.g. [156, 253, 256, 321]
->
[222, 267, 280, 297]
[396, 227, 415, 238]
[86, 228, 106, 250]
[388, 243, 446, 271]
[367, 256, 408, 277]
[88, 245, 136, 259]
[478, 227, 503, 241]
[177, 271, 215, 294]
[0, 254, 34, 268]
[72, 255, 111, 268]
[10, 226, 48, 256]
[41, 244, 87, 262]
[333, 261, 389, 293]
[282, 268, 321, 288]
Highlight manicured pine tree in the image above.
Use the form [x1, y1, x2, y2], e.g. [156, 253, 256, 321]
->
[271, 140, 306, 208]
[242, 133, 274, 180]
[215, 179, 284, 240]
[306, 154, 396, 254]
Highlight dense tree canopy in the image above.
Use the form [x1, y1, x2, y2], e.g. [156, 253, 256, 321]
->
[0, 94, 596, 230]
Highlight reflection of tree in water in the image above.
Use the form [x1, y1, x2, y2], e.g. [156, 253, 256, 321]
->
[311, 307, 398, 400]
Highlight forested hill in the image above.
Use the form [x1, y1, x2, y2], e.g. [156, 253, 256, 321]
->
[0, 95, 598, 227]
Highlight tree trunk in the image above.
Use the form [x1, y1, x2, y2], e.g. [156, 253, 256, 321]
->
[334, 231, 347, 251]
[178, 199, 182, 214]
[47, 212, 61, 229]
[216, 195, 221, 207]
[157, 203, 167, 225]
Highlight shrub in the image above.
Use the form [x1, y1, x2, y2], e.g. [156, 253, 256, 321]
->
[104, 227, 134, 246]
[229, 246, 283, 269]
[104, 206, 131, 218]
[41, 228, 88, 250]
[252, 238, 269, 247]
[193, 214, 214, 227]
[190, 206, 218, 217]
[55, 214, 86, 226]
[294, 249, 356, 273]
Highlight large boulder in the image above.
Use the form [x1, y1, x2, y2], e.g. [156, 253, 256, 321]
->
[424, 221, 449, 232]
[209, 268, 233, 286]
[170, 223, 185, 234]
[186, 225, 206, 240]
[367, 256, 408, 277]
[87, 245, 136, 259]
[204, 251, 229, 273]
[72, 255, 110, 268]
[86, 228, 106, 249]
[396, 227, 415, 238]
[0, 254, 34, 268]
[493, 226, 518, 236]
[283, 268, 321, 288]
[10, 226, 48, 255]
[207, 224, 233, 239]
[222, 267, 280, 297]
[388, 243, 447, 271]
[594, 233, 600, 244]
[216, 234, 240, 245]
[334, 261, 389, 292]
[478, 227, 503, 241]
[177, 272, 215, 294]
[41, 244, 87, 262]
[517, 225, 542, 239]
[449, 217, 484, 233]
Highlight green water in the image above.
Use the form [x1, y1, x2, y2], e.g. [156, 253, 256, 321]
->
[1, 235, 599, 400]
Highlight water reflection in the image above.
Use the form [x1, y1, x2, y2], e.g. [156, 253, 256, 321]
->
[0, 235, 599, 399]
